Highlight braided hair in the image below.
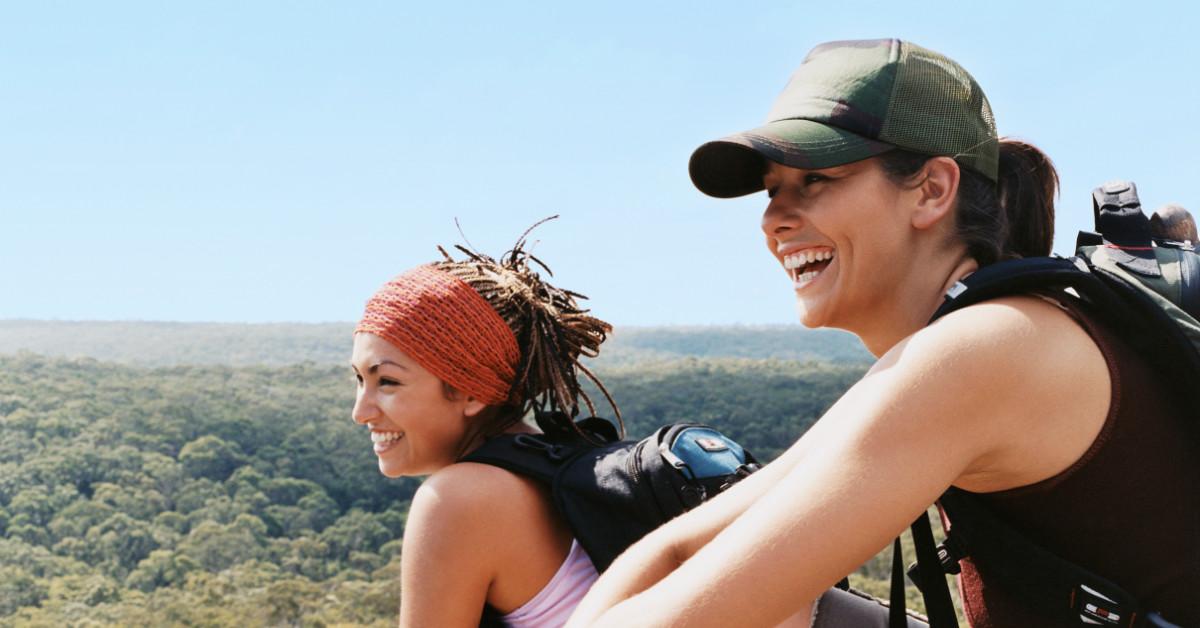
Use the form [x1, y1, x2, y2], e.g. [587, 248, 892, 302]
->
[435, 217, 622, 451]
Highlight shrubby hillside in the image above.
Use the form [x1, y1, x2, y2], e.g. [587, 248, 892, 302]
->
[0, 320, 872, 368]
[0, 352, 869, 625]
[0, 355, 411, 626]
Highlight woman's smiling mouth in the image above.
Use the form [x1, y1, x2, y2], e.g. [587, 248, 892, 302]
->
[371, 430, 405, 454]
[783, 249, 835, 289]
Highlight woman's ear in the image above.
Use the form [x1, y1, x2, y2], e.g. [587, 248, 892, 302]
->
[910, 157, 961, 231]
[462, 398, 489, 419]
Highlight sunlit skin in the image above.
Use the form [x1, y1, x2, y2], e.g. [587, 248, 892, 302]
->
[761, 158, 976, 357]
[350, 332, 485, 478]
[566, 156, 1111, 627]
[350, 331, 575, 627]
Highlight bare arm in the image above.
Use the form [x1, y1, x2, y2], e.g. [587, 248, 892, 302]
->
[571, 297, 1110, 627]
[567, 407, 832, 625]
[399, 470, 498, 628]
[399, 463, 569, 628]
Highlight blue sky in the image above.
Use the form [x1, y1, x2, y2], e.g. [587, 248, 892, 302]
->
[2, 1, 1196, 325]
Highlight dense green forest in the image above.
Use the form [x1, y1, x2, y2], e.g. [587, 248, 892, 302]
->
[0, 342, 893, 626]
[0, 321, 872, 367]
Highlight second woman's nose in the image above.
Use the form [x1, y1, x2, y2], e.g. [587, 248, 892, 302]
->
[762, 194, 804, 240]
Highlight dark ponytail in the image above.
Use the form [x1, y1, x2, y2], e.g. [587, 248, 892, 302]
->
[880, 138, 1059, 266]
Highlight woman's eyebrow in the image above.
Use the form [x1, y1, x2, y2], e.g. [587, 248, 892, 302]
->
[368, 360, 407, 374]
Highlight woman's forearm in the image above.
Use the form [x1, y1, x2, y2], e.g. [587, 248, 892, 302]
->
[568, 434, 816, 626]
[565, 525, 686, 626]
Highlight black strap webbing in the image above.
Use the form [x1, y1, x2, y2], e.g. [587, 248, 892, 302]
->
[461, 434, 575, 486]
[888, 510, 959, 628]
[890, 538, 907, 628]
[912, 511, 958, 627]
[933, 256, 1200, 414]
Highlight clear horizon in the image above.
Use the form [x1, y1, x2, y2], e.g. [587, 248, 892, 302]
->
[4, 1, 1196, 325]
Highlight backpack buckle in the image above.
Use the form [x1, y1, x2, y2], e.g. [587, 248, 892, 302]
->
[1072, 583, 1132, 626]
[936, 533, 965, 575]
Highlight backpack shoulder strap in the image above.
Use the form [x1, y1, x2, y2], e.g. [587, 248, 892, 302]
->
[935, 253, 1200, 415]
[931, 256, 1100, 323]
[460, 434, 580, 486]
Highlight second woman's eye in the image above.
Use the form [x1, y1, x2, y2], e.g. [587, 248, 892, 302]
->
[803, 173, 829, 185]
[379, 378, 401, 387]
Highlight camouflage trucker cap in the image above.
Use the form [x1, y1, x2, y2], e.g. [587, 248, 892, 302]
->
[689, 39, 999, 198]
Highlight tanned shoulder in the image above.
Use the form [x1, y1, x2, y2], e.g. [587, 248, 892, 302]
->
[896, 295, 1110, 491]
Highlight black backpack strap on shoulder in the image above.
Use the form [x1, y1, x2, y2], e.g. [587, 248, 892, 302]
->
[934, 253, 1200, 415]
[931, 256, 1093, 323]
[460, 433, 580, 486]
[932, 255, 1151, 342]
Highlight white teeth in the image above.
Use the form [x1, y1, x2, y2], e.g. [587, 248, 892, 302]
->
[370, 431, 404, 444]
[783, 250, 834, 273]
[795, 270, 820, 287]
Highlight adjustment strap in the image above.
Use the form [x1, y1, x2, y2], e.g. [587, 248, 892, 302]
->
[889, 537, 907, 628]
[888, 512, 960, 628]
[911, 510, 959, 627]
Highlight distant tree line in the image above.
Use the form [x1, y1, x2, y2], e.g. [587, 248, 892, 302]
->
[0, 321, 872, 368]
[0, 350, 890, 625]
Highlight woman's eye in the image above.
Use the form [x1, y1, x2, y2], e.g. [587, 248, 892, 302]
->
[354, 373, 363, 385]
[803, 173, 829, 185]
[379, 378, 400, 387]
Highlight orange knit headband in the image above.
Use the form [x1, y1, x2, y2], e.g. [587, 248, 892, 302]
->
[355, 265, 520, 405]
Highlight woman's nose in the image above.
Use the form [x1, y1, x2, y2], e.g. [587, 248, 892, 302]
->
[761, 195, 802, 239]
[352, 390, 377, 425]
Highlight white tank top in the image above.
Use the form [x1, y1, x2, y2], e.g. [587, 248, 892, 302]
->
[501, 540, 598, 627]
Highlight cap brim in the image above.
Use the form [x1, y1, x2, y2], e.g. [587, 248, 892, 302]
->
[688, 119, 894, 198]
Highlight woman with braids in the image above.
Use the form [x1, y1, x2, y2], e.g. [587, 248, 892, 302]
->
[351, 223, 619, 628]
[567, 39, 1199, 627]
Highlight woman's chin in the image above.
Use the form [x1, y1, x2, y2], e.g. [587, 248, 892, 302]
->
[377, 458, 408, 478]
[793, 298, 826, 329]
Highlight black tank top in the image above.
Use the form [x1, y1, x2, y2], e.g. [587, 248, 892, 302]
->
[957, 298, 1200, 627]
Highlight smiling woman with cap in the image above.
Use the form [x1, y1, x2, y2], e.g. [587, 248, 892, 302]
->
[566, 39, 1199, 628]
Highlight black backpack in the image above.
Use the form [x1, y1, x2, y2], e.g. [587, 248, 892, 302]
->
[464, 415, 760, 626]
[888, 182, 1199, 628]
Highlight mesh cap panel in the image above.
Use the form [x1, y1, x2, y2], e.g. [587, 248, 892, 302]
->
[880, 43, 998, 180]
[688, 39, 1002, 198]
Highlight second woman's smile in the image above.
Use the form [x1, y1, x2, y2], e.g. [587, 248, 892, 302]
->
[782, 248, 835, 289]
